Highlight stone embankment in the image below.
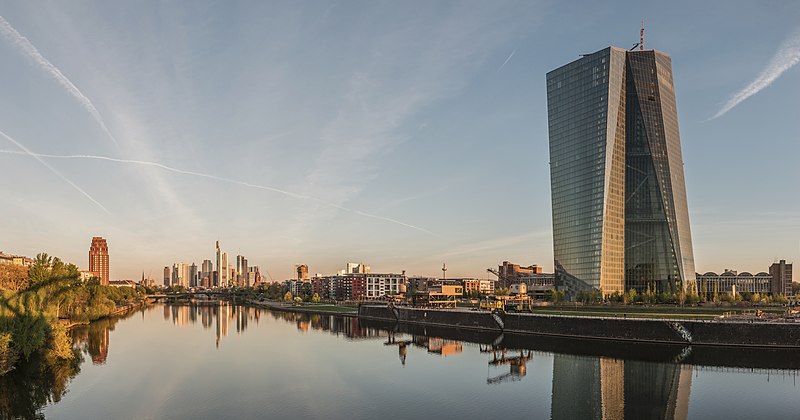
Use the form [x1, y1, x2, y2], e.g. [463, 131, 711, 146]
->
[358, 305, 800, 348]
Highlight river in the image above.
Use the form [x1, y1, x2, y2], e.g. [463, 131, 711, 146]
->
[3, 302, 800, 419]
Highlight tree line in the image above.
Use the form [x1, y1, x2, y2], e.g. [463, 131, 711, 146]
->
[0, 253, 144, 376]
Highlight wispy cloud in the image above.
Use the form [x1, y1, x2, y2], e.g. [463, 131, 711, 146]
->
[0, 14, 118, 144]
[496, 48, 516, 73]
[710, 31, 800, 120]
[0, 131, 109, 213]
[434, 229, 550, 260]
[0, 149, 432, 234]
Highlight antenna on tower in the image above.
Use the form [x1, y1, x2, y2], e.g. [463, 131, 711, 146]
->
[640, 18, 645, 50]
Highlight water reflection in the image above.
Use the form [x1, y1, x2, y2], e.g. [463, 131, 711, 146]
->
[550, 354, 692, 420]
[0, 309, 136, 419]
[6, 304, 800, 419]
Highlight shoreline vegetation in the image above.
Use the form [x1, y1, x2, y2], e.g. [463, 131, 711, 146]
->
[0, 253, 148, 377]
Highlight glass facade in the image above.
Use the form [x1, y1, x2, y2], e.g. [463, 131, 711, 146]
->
[547, 47, 627, 295]
[547, 47, 695, 296]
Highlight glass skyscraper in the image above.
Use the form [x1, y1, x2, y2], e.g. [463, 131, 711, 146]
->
[547, 46, 696, 296]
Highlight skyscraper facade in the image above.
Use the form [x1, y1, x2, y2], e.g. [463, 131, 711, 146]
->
[215, 241, 229, 288]
[89, 236, 110, 286]
[547, 46, 695, 297]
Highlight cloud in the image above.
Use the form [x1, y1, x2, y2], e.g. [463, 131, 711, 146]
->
[0, 149, 432, 234]
[496, 48, 516, 73]
[0, 14, 118, 144]
[0, 130, 109, 213]
[434, 229, 550, 260]
[710, 31, 800, 120]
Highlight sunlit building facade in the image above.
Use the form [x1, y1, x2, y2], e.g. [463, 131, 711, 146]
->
[89, 236, 110, 286]
[547, 46, 695, 297]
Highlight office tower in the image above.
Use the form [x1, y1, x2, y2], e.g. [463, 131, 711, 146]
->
[236, 255, 248, 287]
[163, 266, 170, 286]
[770, 260, 793, 296]
[547, 45, 695, 296]
[216, 241, 229, 287]
[89, 236, 110, 285]
[201, 259, 213, 278]
[189, 263, 198, 287]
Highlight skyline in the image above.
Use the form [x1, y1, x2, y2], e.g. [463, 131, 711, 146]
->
[0, 1, 798, 281]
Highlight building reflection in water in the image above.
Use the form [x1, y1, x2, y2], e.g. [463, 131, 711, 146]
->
[162, 302, 269, 348]
[483, 347, 532, 385]
[551, 353, 692, 420]
[72, 318, 115, 365]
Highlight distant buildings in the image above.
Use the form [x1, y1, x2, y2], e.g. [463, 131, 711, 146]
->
[0, 251, 33, 267]
[163, 266, 170, 286]
[696, 261, 793, 297]
[696, 270, 771, 295]
[236, 255, 248, 287]
[342, 262, 370, 275]
[89, 236, 110, 285]
[770, 260, 793, 296]
[294, 264, 309, 280]
[216, 241, 229, 287]
[547, 46, 695, 297]
[366, 273, 405, 298]
[461, 278, 496, 296]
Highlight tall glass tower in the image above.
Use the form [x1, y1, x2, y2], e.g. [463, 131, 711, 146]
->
[546, 46, 695, 296]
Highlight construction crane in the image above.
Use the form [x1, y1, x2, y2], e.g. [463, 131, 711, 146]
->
[486, 349, 533, 385]
[487, 268, 511, 288]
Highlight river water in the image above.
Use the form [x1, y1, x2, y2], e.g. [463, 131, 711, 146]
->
[4, 302, 800, 419]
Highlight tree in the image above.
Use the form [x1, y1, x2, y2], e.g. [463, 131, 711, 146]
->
[495, 287, 509, 296]
[0, 264, 30, 293]
[311, 293, 321, 303]
[283, 291, 293, 302]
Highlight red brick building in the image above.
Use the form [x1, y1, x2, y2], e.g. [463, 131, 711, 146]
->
[89, 236, 110, 286]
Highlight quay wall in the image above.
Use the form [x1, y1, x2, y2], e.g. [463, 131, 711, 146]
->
[358, 306, 800, 348]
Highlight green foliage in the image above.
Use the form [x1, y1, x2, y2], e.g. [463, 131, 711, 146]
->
[0, 252, 142, 376]
[0, 264, 30, 293]
[0, 332, 16, 375]
[283, 291, 293, 302]
[311, 293, 321, 303]
[495, 287, 509, 296]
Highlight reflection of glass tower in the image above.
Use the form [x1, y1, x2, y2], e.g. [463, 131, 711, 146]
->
[551, 354, 692, 419]
[547, 46, 696, 295]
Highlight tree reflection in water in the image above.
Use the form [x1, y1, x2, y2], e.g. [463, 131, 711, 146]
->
[0, 310, 133, 419]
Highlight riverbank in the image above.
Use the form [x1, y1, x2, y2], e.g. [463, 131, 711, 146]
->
[250, 300, 359, 317]
[359, 305, 800, 348]
[243, 300, 800, 348]
[62, 299, 150, 331]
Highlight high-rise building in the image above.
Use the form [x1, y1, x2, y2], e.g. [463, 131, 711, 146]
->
[770, 260, 793, 296]
[295, 264, 309, 280]
[236, 255, 248, 287]
[189, 263, 198, 287]
[89, 236, 110, 286]
[216, 241, 229, 288]
[163, 266, 170, 286]
[547, 45, 695, 297]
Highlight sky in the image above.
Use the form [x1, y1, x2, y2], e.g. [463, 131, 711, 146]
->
[0, 1, 797, 281]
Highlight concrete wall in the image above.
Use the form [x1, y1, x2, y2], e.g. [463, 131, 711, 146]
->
[358, 305, 800, 347]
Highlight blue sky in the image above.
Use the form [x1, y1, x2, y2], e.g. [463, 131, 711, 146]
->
[0, 1, 797, 281]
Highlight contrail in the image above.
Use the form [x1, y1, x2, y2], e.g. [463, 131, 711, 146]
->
[0, 132, 109, 213]
[710, 31, 800, 120]
[0, 15, 118, 145]
[496, 48, 516, 73]
[0, 149, 432, 234]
